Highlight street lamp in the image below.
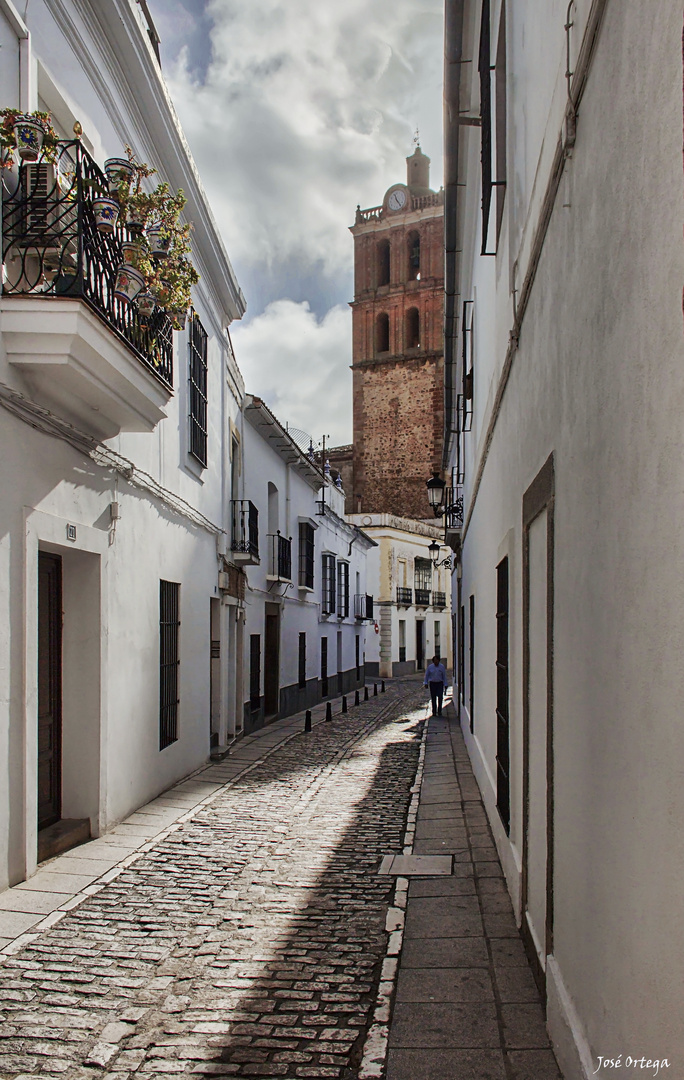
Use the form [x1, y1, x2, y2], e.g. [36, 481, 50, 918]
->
[428, 539, 452, 570]
[426, 471, 446, 516]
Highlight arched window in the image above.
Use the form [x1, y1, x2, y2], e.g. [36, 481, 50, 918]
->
[377, 239, 390, 287]
[376, 312, 390, 354]
[408, 230, 420, 280]
[406, 307, 420, 349]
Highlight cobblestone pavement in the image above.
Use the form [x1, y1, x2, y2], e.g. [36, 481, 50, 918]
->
[0, 681, 429, 1080]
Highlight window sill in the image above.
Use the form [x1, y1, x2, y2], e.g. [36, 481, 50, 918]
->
[298, 585, 315, 594]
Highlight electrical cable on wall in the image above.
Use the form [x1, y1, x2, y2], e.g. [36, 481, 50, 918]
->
[0, 381, 224, 537]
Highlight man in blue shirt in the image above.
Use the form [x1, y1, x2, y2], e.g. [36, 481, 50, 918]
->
[424, 654, 448, 716]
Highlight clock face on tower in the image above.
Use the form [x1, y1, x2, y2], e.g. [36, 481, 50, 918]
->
[387, 188, 407, 211]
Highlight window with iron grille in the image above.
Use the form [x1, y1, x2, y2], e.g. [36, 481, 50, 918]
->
[188, 312, 208, 466]
[322, 554, 336, 615]
[321, 636, 328, 697]
[355, 634, 360, 680]
[298, 632, 306, 689]
[337, 562, 349, 618]
[249, 634, 261, 711]
[299, 522, 315, 588]
[159, 580, 180, 750]
[414, 558, 432, 592]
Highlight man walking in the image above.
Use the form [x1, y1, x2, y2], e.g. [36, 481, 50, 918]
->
[424, 654, 448, 716]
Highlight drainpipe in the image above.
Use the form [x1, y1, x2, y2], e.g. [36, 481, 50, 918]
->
[443, 0, 465, 471]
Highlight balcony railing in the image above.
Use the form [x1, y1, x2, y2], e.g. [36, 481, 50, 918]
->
[396, 587, 413, 606]
[445, 485, 464, 531]
[231, 500, 259, 558]
[415, 589, 431, 607]
[268, 532, 292, 580]
[354, 594, 374, 620]
[1, 141, 173, 386]
[433, 591, 446, 609]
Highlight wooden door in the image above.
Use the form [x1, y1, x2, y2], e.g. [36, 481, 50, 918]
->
[38, 552, 62, 830]
[264, 604, 280, 717]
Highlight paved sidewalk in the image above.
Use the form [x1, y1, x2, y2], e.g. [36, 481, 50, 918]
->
[0, 685, 389, 955]
[386, 703, 563, 1080]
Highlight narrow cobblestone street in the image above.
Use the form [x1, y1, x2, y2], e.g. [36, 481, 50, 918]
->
[0, 680, 558, 1080]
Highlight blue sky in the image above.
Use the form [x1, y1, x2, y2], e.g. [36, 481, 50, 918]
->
[147, 0, 443, 445]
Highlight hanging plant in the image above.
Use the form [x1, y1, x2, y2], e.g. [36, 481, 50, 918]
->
[110, 146, 199, 315]
[0, 108, 59, 169]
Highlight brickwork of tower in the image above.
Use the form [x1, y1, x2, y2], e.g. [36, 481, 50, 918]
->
[347, 148, 444, 520]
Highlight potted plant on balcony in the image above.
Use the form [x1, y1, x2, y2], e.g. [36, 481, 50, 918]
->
[0, 108, 59, 167]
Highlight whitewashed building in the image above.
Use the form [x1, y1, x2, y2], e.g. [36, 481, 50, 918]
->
[444, 0, 684, 1076]
[347, 513, 452, 680]
[0, 0, 246, 886]
[241, 397, 375, 733]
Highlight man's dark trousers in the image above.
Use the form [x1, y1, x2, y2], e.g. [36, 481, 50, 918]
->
[429, 681, 444, 716]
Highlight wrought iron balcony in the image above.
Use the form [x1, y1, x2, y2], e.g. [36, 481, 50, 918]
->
[433, 591, 446, 609]
[231, 500, 259, 563]
[445, 485, 464, 531]
[354, 593, 374, 621]
[396, 587, 413, 606]
[268, 532, 292, 581]
[415, 589, 431, 607]
[1, 141, 173, 388]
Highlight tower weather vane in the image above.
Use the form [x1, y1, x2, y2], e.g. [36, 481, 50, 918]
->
[413, 128, 420, 148]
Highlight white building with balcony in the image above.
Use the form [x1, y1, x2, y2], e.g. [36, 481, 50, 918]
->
[240, 397, 375, 733]
[0, 0, 246, 886]
[444, 0, 684, 1075]
[347, 513, 453, 680]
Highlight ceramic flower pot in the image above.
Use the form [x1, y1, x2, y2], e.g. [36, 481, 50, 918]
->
[104, 157, 135, 194]
[136, 291, 157, 317]
[146, 224, 172, 259]
[92, 196, 120, 234]
[114, 264, 145, 304]
[13, 116, 45, 162]
[170, 308, 188, 331]
[121, 239, 144, 266]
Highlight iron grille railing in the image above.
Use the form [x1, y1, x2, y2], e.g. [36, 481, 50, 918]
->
[322, 554, 336, 615]
[337, 562, 350, 618]
[298, 522, 314, 588]
[415, 589, 431, 607]
[188, 313, 208, 466]
[268, 532, 292, 580]
[445, 485, 465, 530]
[231, 500, 259, 557]
[354, 594, 374, 620]
[159, 580, 180, 750]
[433, 592, 447, 609]
[1, 141, 173, 386]
[396, 587, 413, 606]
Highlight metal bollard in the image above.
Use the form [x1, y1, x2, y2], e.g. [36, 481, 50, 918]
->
[304, 710, 312, 732]
[355, 690, 360, 707]
[381, 680, 386, 693]
[326, 701, 332, 721]
[342, 695, 348, 714]
[364, 686, 369, 701]
[374, 683, 378, 696]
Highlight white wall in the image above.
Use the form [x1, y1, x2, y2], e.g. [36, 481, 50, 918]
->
[450, 1, 684, 1075]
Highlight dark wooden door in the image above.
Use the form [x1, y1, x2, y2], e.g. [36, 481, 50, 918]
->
[38, 552, 62, 830]
[416, 620, 425, 670]
[264, 605, 280, 717]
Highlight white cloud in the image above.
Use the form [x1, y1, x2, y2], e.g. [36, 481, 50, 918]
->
[157, 0, 444, 289]
[149, 0, 444, 447]
[231, 300, 352, 446]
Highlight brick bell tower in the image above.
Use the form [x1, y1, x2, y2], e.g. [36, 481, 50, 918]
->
[348, 145, 444, 519]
